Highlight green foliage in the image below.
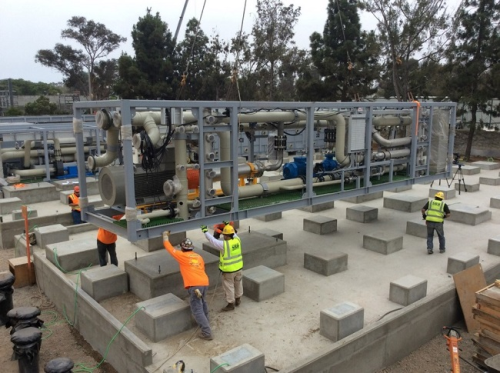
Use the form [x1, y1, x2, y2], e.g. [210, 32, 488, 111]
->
[24, 96, 58, 115]
[3, 107, 24, 116]
[0, 79, 62, 96]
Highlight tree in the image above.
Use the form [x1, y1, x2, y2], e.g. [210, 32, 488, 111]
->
[24, 96, 58, 115]
[445, 0, 500, 160]
[361, 0, 449, 101]
[115, 9, 177, 99]
[92, 59, 118, 100]
[36, 16, 126, 98]
[0, 79, 62, 96]
[301, 0, 380, 101]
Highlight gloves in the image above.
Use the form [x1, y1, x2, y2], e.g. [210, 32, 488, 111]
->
[162, 231, 170, 241]
[223, 220, 230, 225]
[201, 225, 208, 233]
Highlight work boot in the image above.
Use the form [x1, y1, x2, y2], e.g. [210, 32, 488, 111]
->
[198, 332, 213, 341]
[439, 249, 446, 254]
[427, 249, 433, 255]
[221, 303, 235, 312]
[235, 297, 241, 306]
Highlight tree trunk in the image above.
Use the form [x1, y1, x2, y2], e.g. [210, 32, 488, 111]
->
[465, 105, 477, 161]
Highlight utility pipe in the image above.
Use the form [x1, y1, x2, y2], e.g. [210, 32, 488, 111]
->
[174, 139, 189, 219]
[88, 126, 120, 170]
[132, 114, 161, 149]
[372, 129, 412, 147]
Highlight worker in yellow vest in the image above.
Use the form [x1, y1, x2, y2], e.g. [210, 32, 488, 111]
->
[68, 186, 82, 224]
[202, 222, 243, 312]
[422, 191, 451, 255]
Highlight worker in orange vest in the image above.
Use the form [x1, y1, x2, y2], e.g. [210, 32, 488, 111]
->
[97, 228, 118, 266]
[68, 186, 82, 224]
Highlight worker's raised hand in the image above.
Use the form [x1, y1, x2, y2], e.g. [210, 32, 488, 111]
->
[201, 225, 208, 233]
[223, 220, 230, 225]
[162, 231, 170, 241]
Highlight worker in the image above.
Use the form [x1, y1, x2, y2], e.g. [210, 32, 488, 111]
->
[97, 227, 118, 266]
[213, 221, 236, 239]
[201, 222, 243, 312]
[68, 186, 82, 224]
[162, 231, 213, 340]
[422, 191, 451, 254]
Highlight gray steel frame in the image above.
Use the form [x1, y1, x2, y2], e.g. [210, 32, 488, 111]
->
[73, 100, 457, 242]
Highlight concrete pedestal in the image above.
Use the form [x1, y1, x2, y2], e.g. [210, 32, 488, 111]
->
[429, 186, 455, 200]
[490, 196, 500, 209]
[452, 165, 480, 175]
[320, 301, 364, 342]
[363, 232, 403, 255]
[406, 219, 427, 238]
[0, 197, 22, 215]
[487, 236, 500, 256]
[299, 201, 334, 213]
[448, 203, 492, 226]
[3, 182, 59, 204]
[34, 224, 69, 250]
[455, 182, 480, 192]
[210, 344, 265, 373]
[255, 212, 282, 222]
[304, 250, 348, 276]
[133, 231, 186, 252]
[12, 209, 37, 220]
[252, 229, 283, 240]
[480, 177, 500, 186]
[346, 205, 378, 223]
[343, 191, 383, 203]
[303, 215, 337, 235]
[446, 252, 480, 274]
[471, 161, 500, 170]
[81, 265, 128, 302]
[45, 238, 99, 272]
[389, 275, 427, 306]
[383, 194, 427, 213]
[243, 265, 285, 302]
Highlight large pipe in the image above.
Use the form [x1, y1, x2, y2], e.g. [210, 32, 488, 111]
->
[14, 168, 55, 177]
[88, 126, 120, 170]
[372, 130, 412, 147]
[174, 138, 189, 219]
[132, 113, 161, 149]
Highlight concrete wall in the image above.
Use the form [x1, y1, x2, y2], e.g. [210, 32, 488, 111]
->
[280, 262, 500, 373]
[34, 252, 152, 373]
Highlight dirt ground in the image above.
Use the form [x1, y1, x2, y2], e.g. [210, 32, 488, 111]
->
[0, 247, 484, 373]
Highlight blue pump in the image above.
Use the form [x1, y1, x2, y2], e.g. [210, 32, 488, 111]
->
[282, 154, 339, 180]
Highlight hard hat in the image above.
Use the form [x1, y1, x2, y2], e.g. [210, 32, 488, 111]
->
[74, 186, 80, 193]
[222, 225, 235, 235]
[435, 191, 445, 200]
[180, 238, 194, 250]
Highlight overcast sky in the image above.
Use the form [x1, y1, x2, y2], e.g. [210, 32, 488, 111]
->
[1, 0, 461, 84]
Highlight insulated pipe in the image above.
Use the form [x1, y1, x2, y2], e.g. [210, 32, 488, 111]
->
[2, 146, 101, 162]
[88, 126, 120, 170]
[138, 208, 179, 221]
[279, 178, 343, 191]
[174, 139, 189, 219]
[372, 130, 412, 147]
[14, 168, 55, 176]
[132, 114, 161, 149]
[372, 149, 411, 161]
[334, 115, 350, 166]
[23, 140, 32, 168]
[372, 116, 412, 127]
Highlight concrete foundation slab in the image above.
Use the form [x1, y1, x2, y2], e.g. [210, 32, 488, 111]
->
[35, 224, 69, 251]
[487, 236, 500, 256]
[0, 197, 22, 215]
[383, 194, 427, 213]
[452, 165, 480, 175]
[81, 265, 128, 302]
[133, 232, 186, 252]
[125, 248, 219, 300]
[135, 293, 194, 342]
[12, 208, 37, 220]
[299, 201, 334, 213]
[52, 178, 100, 195]
[363, 232, 403, 255]
[389, 275, 427, 306]
[455, 182, 480, 192]
[252, 229, 283, 240]
[303, 215, 337, 235]
[304, 250, 348, 276]
[429, 186, 456, 200]
[255, 212, 282, 222]
[243, 265, 285, 302]
[471, 161, 500, 170]
[406, 219, 427, 238]
[446, 252, 480, 274]
[203, 232, 287, 270]
[490, 196, 500, 209]
[210, 344, 265, 373]
[3, 182, 60, 203]
[343, 191, 383, 203]
[480, 177, 500, 186]
[346, 205, 378, 223]
[448, 203, 492, 226]
[320, 301, 364, 342]
[45, 238, 99, 272]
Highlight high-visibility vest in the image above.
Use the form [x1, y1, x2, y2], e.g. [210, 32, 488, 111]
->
[426, 199, 445, 223]
[219, 237, 243, 272]
[97, 228, 117, 244]
[69, 193, 80, 211]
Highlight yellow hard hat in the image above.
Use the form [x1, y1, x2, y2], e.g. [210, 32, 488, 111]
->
[222, 224, 235, 235]
[435, 191, 445, 200]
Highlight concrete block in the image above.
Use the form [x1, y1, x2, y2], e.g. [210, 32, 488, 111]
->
[487, 235, 500, 256]
[383, 194, 427, 213]
[2, 182, 59, 203]
[389, 275, 427, 306]
[304, 250, 348, 276]
[299, 201, 334, 213]
[343, 191, 383, 203]
[59, 190, 73, 205]
[447, 252, 480, 274]
[480, 177, 500, 186]
[448, 203, 492, 226]
[429, 186, 456, 200]
[12, 209, 37, 220]
[45, 238, 99, 272]
[471, 161, 500, 170]
[455, 182, 480, 192]
[253, 229, 283, 240]
[134, 232, 186, 252]
[363, 232, 403, 255]
[0, 197, 22, 215]
[52, 178, 100, 194]
[346, 205, 378, 223]
[406, 219, 427, 238]
[60, 190, 103, 208]
[135, 293, 194, 342]
[452, 165, 480, 175]
[81, 265, 128, 302]
[203, 232, 287, 271]
[320, 301, 364, 342]
[385, 185, 413, 193]
[210, 344, 265, 373]
[34, 224, 69, 251]
[303, 215, 337, 235]
[490, 196, 500, 209]
[242, 265, 285, 301]
[255, 212, 282, 222]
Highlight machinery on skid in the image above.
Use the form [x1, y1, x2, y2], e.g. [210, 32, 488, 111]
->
[69, 99, 456, 242]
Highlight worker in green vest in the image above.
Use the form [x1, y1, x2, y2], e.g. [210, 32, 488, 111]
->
[422, 191, 451, 255]
[201, 221, 243, 312]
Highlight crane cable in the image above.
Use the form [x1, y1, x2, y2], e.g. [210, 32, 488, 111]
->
[177, 0, 208, 99]
[231, 0, 248, 103]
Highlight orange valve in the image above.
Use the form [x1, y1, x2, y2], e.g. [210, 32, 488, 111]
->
[186, 168, 200, 190]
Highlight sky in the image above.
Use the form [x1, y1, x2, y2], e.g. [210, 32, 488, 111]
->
[0, 0, 462, 84]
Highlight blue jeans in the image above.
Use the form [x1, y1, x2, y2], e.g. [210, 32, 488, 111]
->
[188, 286, 211, 337]
[426, 221, 445, 251]
[72, 210, 82, 225]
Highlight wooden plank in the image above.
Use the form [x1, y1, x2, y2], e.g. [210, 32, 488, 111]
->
[477, 285, 500, 308]
[477, 300, 500, 315]
[474, 314, 500, 335]
[481, 329, 500, 344]
[453, 263, 486, 332]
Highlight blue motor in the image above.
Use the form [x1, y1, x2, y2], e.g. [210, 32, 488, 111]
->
[282, 154, 339, 180]
[322, 153, 338, 172]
